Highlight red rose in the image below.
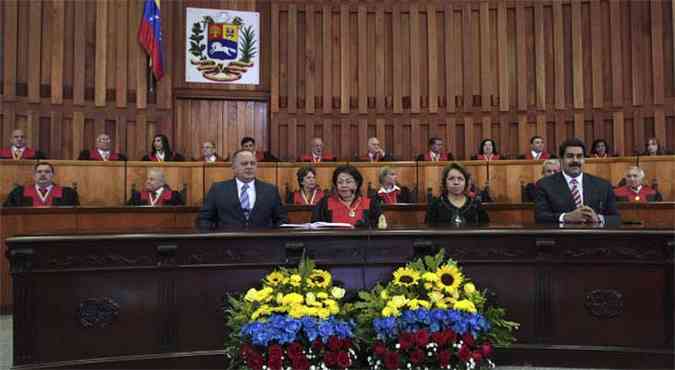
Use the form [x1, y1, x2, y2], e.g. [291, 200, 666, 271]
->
[268, 344, 283, 362]
[336, 351, 352, 368]
[287, 342, 303, 360]
[247, 352, 264, 370]
[329, 336, 342, 351]
[415, 330, 429, 347]
[458, 344, 471, 362]
[409, 349, 424, 364]
[481, 342, 493, 358]
[437, 350, 451, 368]
[462, 333, 475, 347]
[384, 351, 400, 370]
[431, 332, 447, 346]
[292, 355, 311, 370]
[446, 329, 457, 344]
[240, 343, 254, 358]
[341, 338, 353, 350]
[399, 332, 414, 350]
[324, 351, 338, 367]
[373, 342, 387, 357]
[472, 351, 483, 363]
[268, 357, 282, 370]
[312, 339, 324, 351]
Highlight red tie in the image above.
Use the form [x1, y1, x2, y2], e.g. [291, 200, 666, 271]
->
[570, 179, 583, 208]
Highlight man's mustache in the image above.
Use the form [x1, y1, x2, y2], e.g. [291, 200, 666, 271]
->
[569, 162, 581, 167]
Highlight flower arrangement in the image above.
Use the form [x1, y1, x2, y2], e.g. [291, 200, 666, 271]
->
[224, 258, 357, 370]
[354, 250, 518, 370]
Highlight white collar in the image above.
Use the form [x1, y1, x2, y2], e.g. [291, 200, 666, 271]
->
[206, 154, 217, 162]
[531, 150, 541, 158]
[236, 178, 255, 189]
[12, 145, 25, 152]
[630, 185, 642, 194]
[562, 171, 583, 185]
[378, 184, 400, 193]
[156, 151, 165, 160]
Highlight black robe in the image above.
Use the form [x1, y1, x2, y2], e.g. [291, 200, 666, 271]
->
[425, 195, 490, 226]
[3, 185, 79, 207]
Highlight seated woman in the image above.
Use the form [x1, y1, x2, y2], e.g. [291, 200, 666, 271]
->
[311, 165, 382, 227]
[472, 139, 500, 161]
[141, 134, 185, 162]
[375, 167, 412, 204]
[290, 166, 325, 205]
[643, 137, 671, 156]
[425, 162, 490, 226]
[590, 139, 612, 158]
[614, 166, 662, 202]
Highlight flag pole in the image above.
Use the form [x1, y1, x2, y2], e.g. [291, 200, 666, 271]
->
[147, 56, 155, 94]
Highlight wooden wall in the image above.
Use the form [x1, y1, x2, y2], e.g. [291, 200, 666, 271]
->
[1, 0, 674, 162]
[270, 0, 675, 160]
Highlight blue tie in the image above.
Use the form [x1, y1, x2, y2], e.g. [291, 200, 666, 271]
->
[240, 183, 250, 218]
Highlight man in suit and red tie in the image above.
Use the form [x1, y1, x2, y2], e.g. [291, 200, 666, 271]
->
[127, 168, 184, 206]
[3, 162, 79, 207]
[416, 137, 454, 161]
[534, 138, 620, 225]
[0, 129, 46, 160]
[520, 136, 553, 160]
[77, 134, 127, 161]
[298, 137, 336, 163]
[197, 149, 287, 230]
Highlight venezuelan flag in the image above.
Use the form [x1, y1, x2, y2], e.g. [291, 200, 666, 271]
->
[137, 0, 164, 80]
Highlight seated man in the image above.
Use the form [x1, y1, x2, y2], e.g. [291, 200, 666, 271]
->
[0, 129, 46, 160]
[355, 137, 395, 162]
[535, 138, 620, 225]
[614, 166, 663, 202]
[78, 133, 127, 161]
[3, 162, 79, 207]
[298, 137, 336, 163]
[416, 137, 454, 161]
[241, 136, 278, 162]
[197, 149, 288, 229]
[519, 135, 553, 160]
[196, 141, 227, 162]
[127, 168, 184, 206]
[523, 159, 561, 202]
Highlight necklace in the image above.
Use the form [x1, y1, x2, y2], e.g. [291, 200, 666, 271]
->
[339, 196, 361, 217]
[301, 189, 317, 205]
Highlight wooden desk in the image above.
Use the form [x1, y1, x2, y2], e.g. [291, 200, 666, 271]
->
[5, 227, 674, 369]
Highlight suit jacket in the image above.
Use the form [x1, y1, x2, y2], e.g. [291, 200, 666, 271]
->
[534, 172, 620, 225]
[78, 149, 127, 161]
[197, 178, 288, 230]
[3, 185, 79, 207]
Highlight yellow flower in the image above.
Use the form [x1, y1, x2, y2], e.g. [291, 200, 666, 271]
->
[316, 292, 329, 299]
[288, 304, 306, 318]
[282, 293, 304, 306]
[256, 287, 274, 302]
[265, 271, 287, 287]
[331, 287, 346, 299]
[435, 265, 463, 293]
[307, 269, 332, 289]
[417, 299, 432, 309]
[423, 272, 438, 282]
[382, 306, 400, 317]
[453, 299, 477, 313]
[428, 291, 444, 303]
[251, 305, 272, 320]
[406, 299, 421, 309]
[390, 295, 408, 308]
[306, 292, 321, 307]
[380, 289, 389, 300]
[463, 282, 476, 294]
[324, 299, 340, 314]
[244, 288, 258, 302]
[317, 307, 331, 319]
[435, 301, 448, 309]
[276, 292, 284, 305]
[289, 274, 302, 287]
[393, 267, 420, 287]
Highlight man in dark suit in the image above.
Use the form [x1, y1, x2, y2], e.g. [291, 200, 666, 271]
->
[535, 138, 620, 225]
[197, 149, 288, 230]
[3, 162, 79, 207]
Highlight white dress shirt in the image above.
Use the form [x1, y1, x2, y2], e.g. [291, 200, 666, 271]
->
[531, 150, 541, 160]
[236, 178, 256, 210]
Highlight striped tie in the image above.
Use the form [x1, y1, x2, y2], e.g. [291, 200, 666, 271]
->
[240, 183, 250, 218]
[570, 178, 583, 209]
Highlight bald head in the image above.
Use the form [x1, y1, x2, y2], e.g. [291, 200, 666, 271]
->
[311, 137, 324, 155]
[10, 129, 26, 148]
[95, 134, 112, 150]
[145, 169, 166, 192]
[367, 137, 382, 155]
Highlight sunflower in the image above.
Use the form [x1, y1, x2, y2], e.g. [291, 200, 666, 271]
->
[307, 269, 332, 289]
[392, 267, 421, 287]
[435, 265, 463, 293]
[264, 271, 287, 287]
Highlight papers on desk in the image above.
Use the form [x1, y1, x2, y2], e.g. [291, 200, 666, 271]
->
[280, 222, 355, 230]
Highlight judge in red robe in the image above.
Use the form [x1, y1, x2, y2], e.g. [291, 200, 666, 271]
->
[355, 137, 395, 162]
[614, 166, 663, 203]
[195, 141, 227, 162]
[241, 136, 278, 162]
[290, 166, 325, 205]
[78, 133, 127, 161]
[127, 168, 184, 206]
[0, 129, 46, 160]
[141, 134, 185, 162]
[311, 165, 382, 227]
[298, 137, 336, 163]
[472, 139, 501, 161]
[375, 167, 412, 204]
[519, 136, 553, 160]
[3, 162, 79, 207]
[416, 137, 454, 161]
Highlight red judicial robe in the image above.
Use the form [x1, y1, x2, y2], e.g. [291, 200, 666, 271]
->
[475, 154, 501, 161]
[3, 185, 79, 207]
[614, 185, 662, 203]
[127, 186, 184, 206]
[78, 149, 127, 161]
[298, 153, 336, 163]
[522, 151, 551, 160]
[416, 152, 453, 161]
[0, 147, 45, 160]
[311, 194, 382, 227]
[291, 189, 325, 205]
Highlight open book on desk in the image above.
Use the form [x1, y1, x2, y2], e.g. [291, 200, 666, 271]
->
[280, 222, 355, 230]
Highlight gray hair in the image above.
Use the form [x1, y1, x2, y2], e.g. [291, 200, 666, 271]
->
[625, 166, 645, 180]
[541, 159, 561, 174]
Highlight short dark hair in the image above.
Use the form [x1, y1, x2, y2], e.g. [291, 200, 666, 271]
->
[241, 136, 255, 146]
[296, 166, 317, 188]
[558, 137, 587, 158]
[590, 139, 610, 155]
[34, 162, 54, 173]
[440, 162, 471, 194]
[428, 137, 442, 147]
[151, 134, 171, 155]
[530, 135, 543, 144]
[478, 139, 498, 155]
[332, 165, 364, 195]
